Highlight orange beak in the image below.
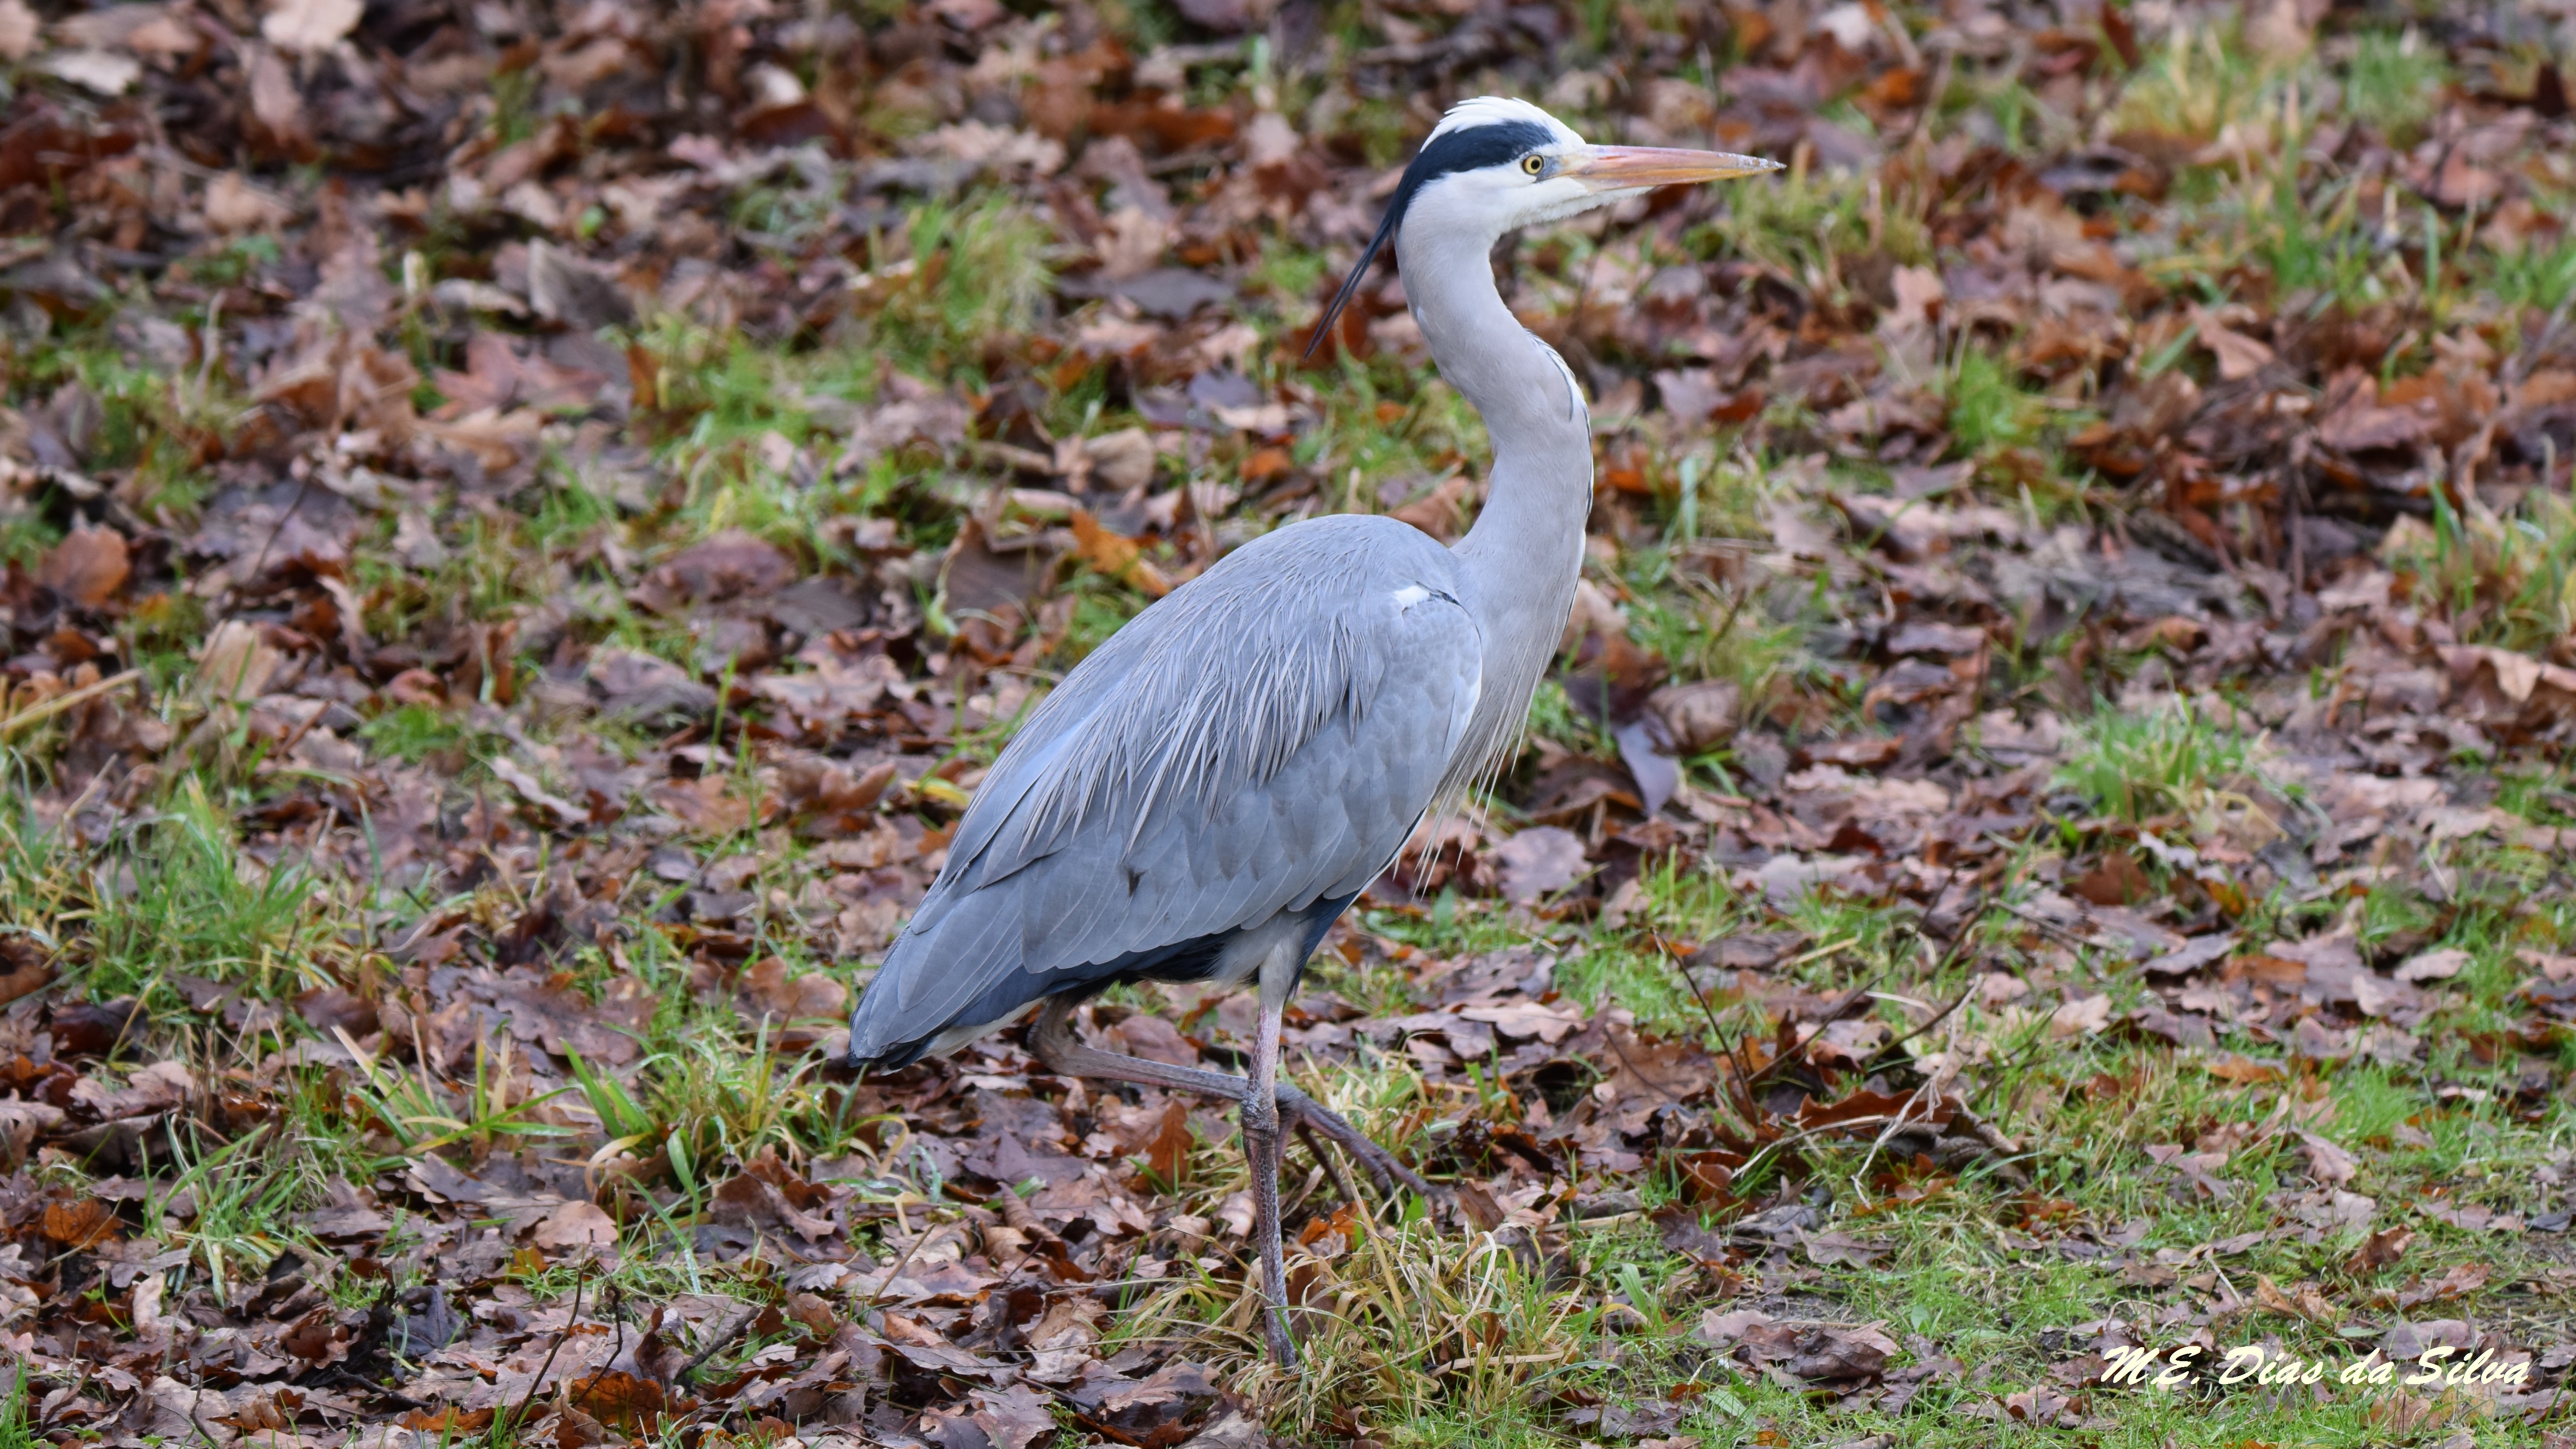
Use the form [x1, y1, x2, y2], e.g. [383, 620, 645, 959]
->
[1561, 146, 1782, 191]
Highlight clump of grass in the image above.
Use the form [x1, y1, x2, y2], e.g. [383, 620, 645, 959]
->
[1109, 1062, 1629, 1440]
[2341, 28, 2449, 144]
[2379, 492, 2576, 657]
[71, 779, 337, 1000]
[2111, 20, 2284, 144]
[1697, 160, 1932, 303]
[2475, 235, 2576, 315]
[865, 197, 1057, 373]
[566, 1018, 854, 1202]
[0, 1361, 35, 1449]
[1944, 346, 2050, 454]
[2056, 698, 2273, 823]
[149, 1124, 320, 1308]
[344, 1034, 574, 1160]
[1523, 678, 1614, 757]
[359, 704, 477, 764]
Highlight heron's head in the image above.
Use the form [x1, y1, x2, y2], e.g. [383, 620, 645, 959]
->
[1307, 97, 1779, 356]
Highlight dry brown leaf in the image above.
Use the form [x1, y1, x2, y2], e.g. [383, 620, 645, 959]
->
[261, 0, 361, 51]
[0, 0, 35, 59]
[2300, 1131, 2361, 1187]
[205, 174, 294, 234]
[2348, 1225, 2413, 1273]
[529, 1200, 618, 1250]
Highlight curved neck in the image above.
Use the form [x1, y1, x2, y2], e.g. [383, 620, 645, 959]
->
[1395, 225, 1596, 539]
[1394, 221, 1595, 781]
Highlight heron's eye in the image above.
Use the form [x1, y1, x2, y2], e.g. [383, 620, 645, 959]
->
[1521, 154, 1546, 176]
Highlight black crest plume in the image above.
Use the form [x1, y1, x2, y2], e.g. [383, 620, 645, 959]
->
[1302, 118, 1557, 361]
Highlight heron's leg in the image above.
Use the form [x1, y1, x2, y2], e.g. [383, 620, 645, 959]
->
[1029, 994, 1255, 1097]
[1244, 959, 1296, 1366]
[1027, 996, 1436, 1203]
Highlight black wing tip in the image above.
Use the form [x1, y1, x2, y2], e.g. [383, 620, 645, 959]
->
[844, 1031, 923, 1073]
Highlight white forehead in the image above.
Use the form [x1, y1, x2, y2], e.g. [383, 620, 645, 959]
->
[1426, 96, 1586, 149]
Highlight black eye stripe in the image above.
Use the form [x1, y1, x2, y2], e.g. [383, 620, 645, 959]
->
[1405, 120, 1558, 187]
[1302, 117, 1562, 362]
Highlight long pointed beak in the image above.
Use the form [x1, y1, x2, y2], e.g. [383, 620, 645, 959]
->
[1562, 146, 1782, 192]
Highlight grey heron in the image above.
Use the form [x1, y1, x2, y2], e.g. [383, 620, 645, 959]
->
[846, 96, 1777, 1363]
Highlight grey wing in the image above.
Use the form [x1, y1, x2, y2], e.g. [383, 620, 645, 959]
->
[847, 515, 1480, 1063]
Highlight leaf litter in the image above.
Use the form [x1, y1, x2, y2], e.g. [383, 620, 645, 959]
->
[0, 0, 2571, 1441]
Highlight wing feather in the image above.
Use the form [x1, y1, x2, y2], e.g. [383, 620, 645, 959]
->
[847, 515, 1480, 1062]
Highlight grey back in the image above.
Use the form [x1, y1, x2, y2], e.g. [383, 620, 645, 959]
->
[846, 512, 1483, 1062]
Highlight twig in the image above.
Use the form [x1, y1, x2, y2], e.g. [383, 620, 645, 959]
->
[572, 1282, 625, 1413]
[1732, 1116, 1897, 1186]
[1738, 966, 1888, 1093]
[674, 1302, 763, 1385]
[1650, 933, 1730, 1047]
[245, 474, 314, 588]
[1877, 980, 1975, 1055]
[856, 1199, 933, 1318]
[1850, 1078, 1947, 1196]
[510, 1263, 586, 1426]
[182, 1403, 223, 1449]
[1873, 929, 1982, 1058]
[1950, 1102, 2022, 1157]
[1916, 861, 1968, 944]
[1996, 899, 2095, 950]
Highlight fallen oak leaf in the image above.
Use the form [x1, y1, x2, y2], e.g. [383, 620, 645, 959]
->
[261, 0, 361, 51]
[1070, 508, 1174, 597]
[40, 1198, 116, 1249]
[0, 950, 51, 1009]
[2394, 948, 2470, 983]
[1736, 1317, 1900, 1383]
[2254, 1274, 2342, 1326]
[2300, 1131, 2361, 1187]
[2348, 1224, 2413, 1273]
[2190, 303, 2276, 380]
[1801, 1228, 1891, 1266]
[567, 1371, 677, 1433]
[38, 523, 128, 605]
[529, 1200, 618, 1250]
[2392, 1261, 2488, 1309]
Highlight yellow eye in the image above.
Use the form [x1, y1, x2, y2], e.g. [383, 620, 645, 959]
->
[1521, 154, 1545, 176]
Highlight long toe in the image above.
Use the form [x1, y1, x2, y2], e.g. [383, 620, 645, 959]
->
[1279, 1090, 1441, 1201]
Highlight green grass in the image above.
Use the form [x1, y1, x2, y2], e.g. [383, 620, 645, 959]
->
[2342, 28, 2450, 144]
[26, 777, 340, 1002]
[1693, 160, 1931, 304]
[147, 1124, 318, 1307]
[2475, 235, 2576, 314]
[1946, 346, 2052, 455]
[4, 11, 2574, 1449]
[2056, 699, 2273, 825]
[360, 704, 479, 763]
[2380, 492, 2576, 657]
[0, 1364, 34, 1449]
[2112, 18, 2284, 145]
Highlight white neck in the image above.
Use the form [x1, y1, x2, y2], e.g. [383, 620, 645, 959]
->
[1395, 220, 1595, 794]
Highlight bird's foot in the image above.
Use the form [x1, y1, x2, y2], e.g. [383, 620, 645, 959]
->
[1274, 1084, 1442, 1205]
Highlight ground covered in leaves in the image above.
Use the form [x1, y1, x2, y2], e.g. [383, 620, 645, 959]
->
[0, 0, 2575, 1442]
